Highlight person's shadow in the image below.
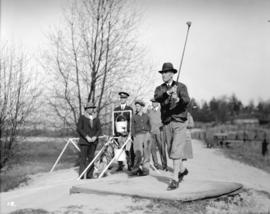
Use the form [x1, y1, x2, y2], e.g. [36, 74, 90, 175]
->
[151, 174, 171, 185]
[149, 164, 174, 185]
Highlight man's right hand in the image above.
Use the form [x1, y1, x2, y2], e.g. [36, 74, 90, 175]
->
[167, 85, 177, 95]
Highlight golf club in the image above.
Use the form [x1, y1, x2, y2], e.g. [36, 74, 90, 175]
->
[176, 21, 192, 82]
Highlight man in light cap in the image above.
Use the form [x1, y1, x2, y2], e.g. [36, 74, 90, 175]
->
[154, 62, 190, 190]
[77, 101, 102, 179]
[131, 100, 151, 176]
[114, 92, 135, 171]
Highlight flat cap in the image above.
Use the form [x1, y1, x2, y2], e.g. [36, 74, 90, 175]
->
[84, 101, 96, 109]
[135, 100, 145, 107]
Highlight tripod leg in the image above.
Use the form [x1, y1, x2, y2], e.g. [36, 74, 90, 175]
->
[77, 138, 111, 180]
[98, 136, 131, 178]
[50, 140, 70, 173]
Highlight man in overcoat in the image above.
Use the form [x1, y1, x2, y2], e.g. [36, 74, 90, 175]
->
[77, 102, 102, 179]
[154, 62, 190, 190]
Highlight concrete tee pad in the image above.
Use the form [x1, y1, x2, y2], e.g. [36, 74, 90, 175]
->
[70, 172, 242, 202]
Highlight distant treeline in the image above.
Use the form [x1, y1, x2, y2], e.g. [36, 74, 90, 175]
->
[188, 94, 270, 124]
[18, 95, 270, 137]
[18, 127, 77, 138]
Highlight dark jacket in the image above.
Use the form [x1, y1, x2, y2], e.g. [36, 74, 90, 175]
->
[132, 113, 151, 136]
[154, 81, 190, 124]
[114, 105, 133, 135]
[77, 115, 102, 146]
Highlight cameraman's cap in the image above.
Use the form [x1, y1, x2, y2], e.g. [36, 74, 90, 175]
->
[135, 100, 145, 107]
[84, 101, 96, 109]
[158, 62, 177, 74]
[119, 91, 129, 98]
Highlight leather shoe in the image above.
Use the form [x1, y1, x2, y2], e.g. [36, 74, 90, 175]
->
[178, 168, 188, 182]
[130, 167, 140, 176]
[138, 168, 149, 176]
[116, 166, 123, 172]
[167, 179, 179, 190]
[162, 166, 168, 171]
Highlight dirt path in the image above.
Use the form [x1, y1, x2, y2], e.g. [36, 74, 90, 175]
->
[1, 139, 270, 214]
[185, 140, 270, 192]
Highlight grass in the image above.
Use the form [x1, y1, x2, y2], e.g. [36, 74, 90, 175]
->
[0, 136, 79, 192]
[0, 136, 109, 192]
[121, 188, 270, 214]
[9, 209, 50, 214]
[222, 141, 270, 174]
[193, 126, 270, 174]
[141, 198, 208, 214]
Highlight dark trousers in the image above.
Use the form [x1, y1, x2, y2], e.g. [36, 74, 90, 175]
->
[133, 150, 143, 170]
[126, 143, 135, 168]
[151, 131, 167, 168]
[79, 143, 97, 178]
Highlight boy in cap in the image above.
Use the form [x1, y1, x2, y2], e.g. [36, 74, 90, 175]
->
[148, 98, 167, 171]
[77, 101, 102, 179]
[114, 92, 135, 171]
[154, 62, 190, 190]
[131, 100, 151, 176]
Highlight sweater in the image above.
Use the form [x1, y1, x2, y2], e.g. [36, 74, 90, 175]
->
[132, 113, 151, 136]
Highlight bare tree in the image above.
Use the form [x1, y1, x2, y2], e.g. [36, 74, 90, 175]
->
[0, 44, 41, 169]
[43, 0, 152, 131]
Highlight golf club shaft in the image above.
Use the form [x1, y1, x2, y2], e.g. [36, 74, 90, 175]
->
[176, 22, 192, 82]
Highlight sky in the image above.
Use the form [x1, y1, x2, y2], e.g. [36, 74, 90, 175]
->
[1, 0, 270, 105]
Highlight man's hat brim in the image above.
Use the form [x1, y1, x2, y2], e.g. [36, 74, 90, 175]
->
[85, 106, 96, 109]
[158, 68, 177, 74]
[118, 92, 129, 98]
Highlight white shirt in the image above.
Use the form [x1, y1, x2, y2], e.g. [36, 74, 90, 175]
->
[120, 104, 126, 110]
[153, 106, 159, 112]
[85, 113, 93, 120]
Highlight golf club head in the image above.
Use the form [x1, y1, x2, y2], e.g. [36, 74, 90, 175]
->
[186, 21, 192, 27]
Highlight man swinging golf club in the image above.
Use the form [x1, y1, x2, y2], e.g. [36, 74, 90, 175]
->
[154, 62, 190, 190]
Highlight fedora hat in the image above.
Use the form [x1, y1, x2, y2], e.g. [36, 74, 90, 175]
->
[158, 62, 177, 74]
[84, 101, 96, 109]
[118, 91, 129, 98]
[135, 100, 145, 107]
